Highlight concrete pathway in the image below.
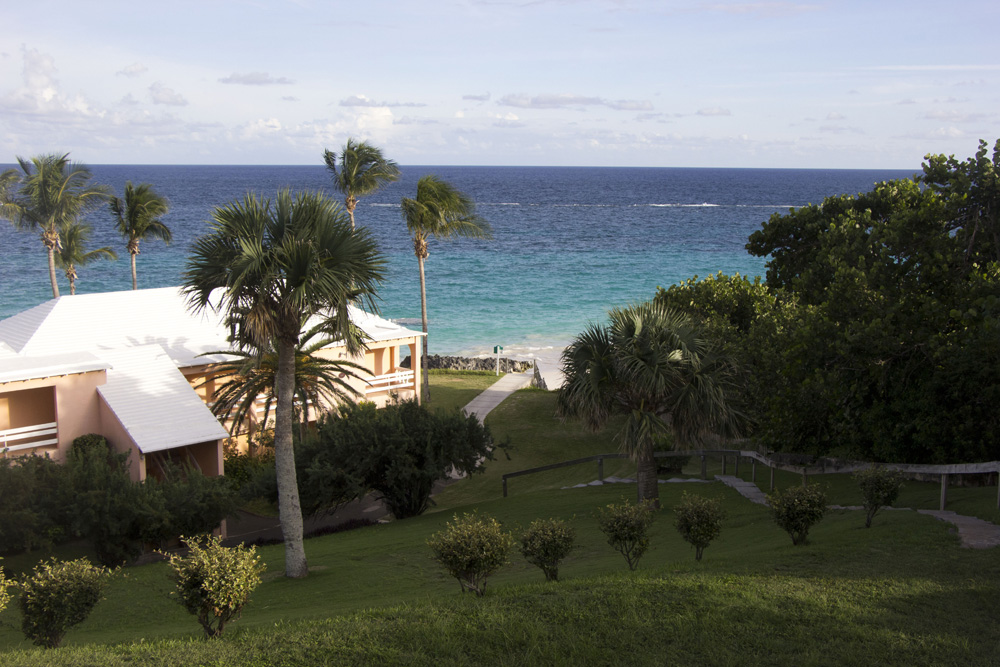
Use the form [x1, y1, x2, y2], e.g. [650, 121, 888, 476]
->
[713, 474, 1000, 549]
[462, 371, 533, 423]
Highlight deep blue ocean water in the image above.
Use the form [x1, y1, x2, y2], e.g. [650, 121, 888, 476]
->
[0, 165, 915, 365]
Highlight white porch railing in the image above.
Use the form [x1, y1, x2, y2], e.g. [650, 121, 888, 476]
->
[1, 422, 59, 453]
[365, 369, 416, 395]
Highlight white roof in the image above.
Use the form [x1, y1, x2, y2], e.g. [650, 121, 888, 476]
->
[0, 286, 422, 367]
[0, 352, 110, 384]
[97, 345, 229, 454]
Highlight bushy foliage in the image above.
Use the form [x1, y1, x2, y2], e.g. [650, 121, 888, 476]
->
[163, 535, 265, 638]
[519, 518, 575, 582]
[301, 400, 504, 519]
[427, 513, 513, 596]
[673, 492, 725, 561]
[0, 456, 73, 553]
[767, 485, 827, 545]
[597, 500, 656, 570]
[17, 558, 112, 648]
[222, 438, 275, 494]
[142, 464, 240, 548]
[0, 558, 10, 613]
[854, 465, 904, 528]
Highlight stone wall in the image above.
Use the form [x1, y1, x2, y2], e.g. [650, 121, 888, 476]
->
[401, 354, 536, 374]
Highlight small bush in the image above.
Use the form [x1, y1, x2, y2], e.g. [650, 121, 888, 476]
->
[767, 484, 827, 545]
[673, 492, 725, 561]
[854, 465, 904, 528]
[597, 500, 656, 570]
[18, 558, 112, 648]
[427, 513, 513, 596]
[0, 559, 10, 613]
[519, 518, 575, 582]
[163, 535, 265, 638]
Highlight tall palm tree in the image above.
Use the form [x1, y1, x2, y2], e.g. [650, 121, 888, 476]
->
[202, 324, 371, 442]
[0, 154, 110, 298]
[402, 175, 492, 402]
[109, 181, 171, 290]
[558, 302, 745, 507]
[183, 189, 385, 578]
[323, 138, 400, 229]
[54, 220, 118, 295]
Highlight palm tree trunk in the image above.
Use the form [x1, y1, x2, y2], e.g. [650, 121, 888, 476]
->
[47, 246, 60, 298]
[418, 255, 430, 403]
[274, 336, 309, 578]
[636, 445, 660, 508]
[130, 252, 138, 290]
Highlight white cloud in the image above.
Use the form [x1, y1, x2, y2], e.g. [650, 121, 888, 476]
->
[340, 94, 426, 108]
[149, 82, 188, 106]
[282, 96, 299, 102]
[116, 63, 147, 78]
[219, 72, 295, 85]
[239, 117, 282, 139]
[826, 112, 845, 120]
[498, 93, 653, 111]
[697, 107, 732, 116]
[463, 92, 491, 101]
[924, 109, 989, 123]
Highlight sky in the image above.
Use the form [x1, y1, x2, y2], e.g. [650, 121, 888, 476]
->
[1, 0, 997, 168]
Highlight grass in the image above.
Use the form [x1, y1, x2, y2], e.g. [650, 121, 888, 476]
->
[424, 369, 505, 414]
[2, 379, 999, 664]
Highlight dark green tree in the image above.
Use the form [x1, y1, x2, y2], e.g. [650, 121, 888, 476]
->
[109, 181, 171, 290]
[323, 138, 400, 230]
[55, 220, 117, 295]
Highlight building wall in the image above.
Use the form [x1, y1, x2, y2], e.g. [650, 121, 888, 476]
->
[96, 395, 147, 481]
[0, 370, 107, 463]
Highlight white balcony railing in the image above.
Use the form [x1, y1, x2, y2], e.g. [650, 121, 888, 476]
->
[1, 422, 59, 453]
[365, 369, 416, 395]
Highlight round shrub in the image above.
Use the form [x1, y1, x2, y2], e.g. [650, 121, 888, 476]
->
[767, 484, 827, 546]
[163, 535, 265, 638]
[854, 465, 903, 528]
[18, 558, 112, 648]
[597, 500, 656, 571]
[427, 512, 514, 597]
[519, 518, 575, 582]
[673, 492, 725, 561]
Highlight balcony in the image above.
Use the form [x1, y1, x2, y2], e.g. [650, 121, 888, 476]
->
[364, 369, 416, 395]
[1, 422, 59, 453]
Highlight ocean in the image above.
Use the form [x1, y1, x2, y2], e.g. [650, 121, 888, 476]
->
[0, 164, 915, 370]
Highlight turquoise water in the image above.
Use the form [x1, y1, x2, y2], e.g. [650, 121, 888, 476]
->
[0, 165, 914, 366]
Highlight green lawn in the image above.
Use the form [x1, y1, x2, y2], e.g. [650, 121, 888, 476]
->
[2, 380, 999, 665]
[424, 369, 505, 414]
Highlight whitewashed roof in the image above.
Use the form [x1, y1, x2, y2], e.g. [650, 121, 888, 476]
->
[0, 286, 422, 367]
[0, 352, 110, 384]
[96, 345, 229, 454]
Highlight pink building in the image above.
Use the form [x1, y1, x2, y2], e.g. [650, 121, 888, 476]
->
[0, 287, 423, 481]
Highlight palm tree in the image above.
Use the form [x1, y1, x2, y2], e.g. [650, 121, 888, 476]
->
[323, 138, 400, 229]
[558, 302, 745, 507]
[203, 324, 371, 442]
[402, 175, 492, 402]
[109, 182, 171, 290]
[0, 154, 110, 298]
[54, 220, 118, 295]
[183, 189, 385, 578]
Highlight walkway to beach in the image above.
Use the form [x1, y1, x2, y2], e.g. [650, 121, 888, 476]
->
[462, 371, 534, 423]
[713, 474, 1000, 549]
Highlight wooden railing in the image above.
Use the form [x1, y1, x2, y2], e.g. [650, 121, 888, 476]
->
[501, 449, 1000, 511]
[365, 369, 416, 395]
[0, 422, 59, 453]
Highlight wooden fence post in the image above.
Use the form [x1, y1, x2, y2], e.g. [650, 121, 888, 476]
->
[769, 465, 775, 492]
[502, 477, 508, 498]
[598, 457, 604, 482]
[701, 454, 707, 480]
[752, 460, 757, 483]
[722, 455, 727, 475]
[735, 455, 740, 477]
[940, 473, 948, 511]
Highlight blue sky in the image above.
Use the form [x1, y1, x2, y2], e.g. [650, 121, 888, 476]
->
[1, 0, 996, 168]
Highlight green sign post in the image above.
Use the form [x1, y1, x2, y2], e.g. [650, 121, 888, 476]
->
[493, 345, 503, 376]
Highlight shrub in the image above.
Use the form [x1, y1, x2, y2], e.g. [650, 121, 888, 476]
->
[597, 500, 656, 570]
[163, 535, 265, 638]
[673, 492, 725, 561]
[0, 455, 73, 553]
[519, 518, 575, 582]
[854, 465, 904, 528]
[18, 558, 112, 648]
[303, 400, 506, 519]
[767, 484, 827, 545]
[143, 463, 240, 548]
[427, 513, 513, 596]
[0, 559, 10, 613]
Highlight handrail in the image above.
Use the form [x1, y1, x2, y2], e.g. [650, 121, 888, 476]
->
[500, 448, 1000, 511]
[1, 421, 59, 453]
[365, 369, 415, 394]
